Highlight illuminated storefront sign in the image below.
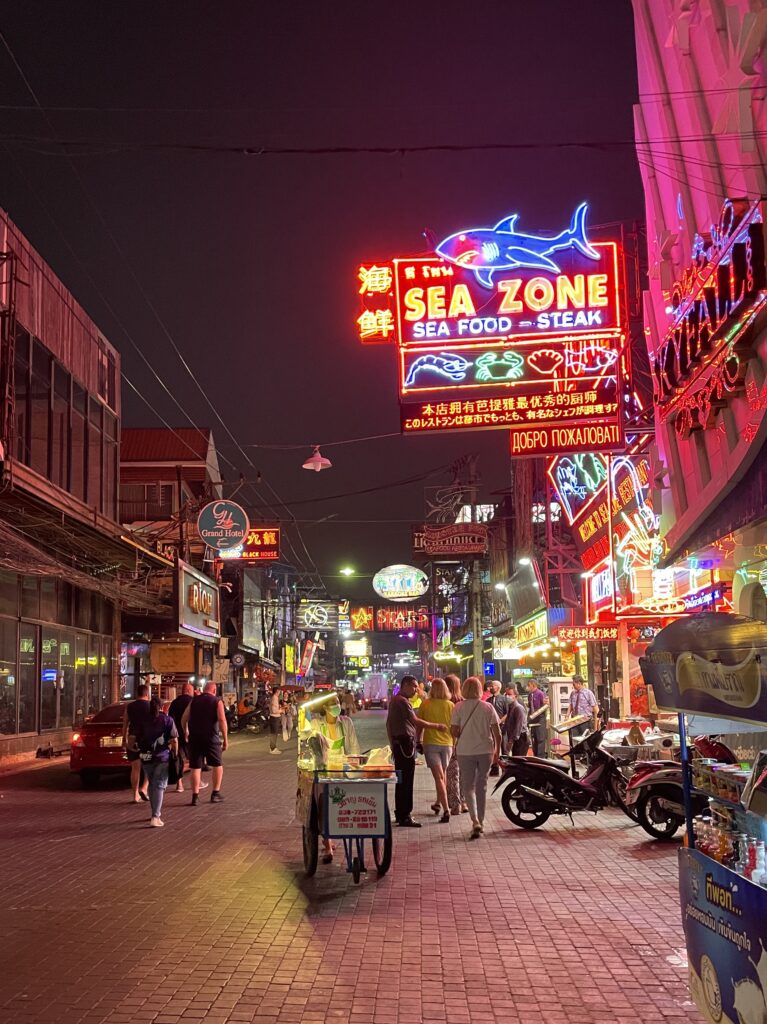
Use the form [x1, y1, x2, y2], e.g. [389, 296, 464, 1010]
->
[297, 600, 338, 632]
[682, 586, 724, 612]
[515, 610, 548, 648]
[372, 564, 429, 602]
[422, 523, 488, 556]
[375, 605, 430, 632]
[218, 526, 280, 562]
[350, 606, 374, 631]
[547, 453, 608, 525]
[197, 500, 250, 552]
[358, 203, 626, 455]
[654, 199, 767, 438]
[297, 640, 316, 678]
[338, 600, 351, 632]
[557, 625, 619, 642]
[177, 560, 220, 641]
[493, 638, 521, 660]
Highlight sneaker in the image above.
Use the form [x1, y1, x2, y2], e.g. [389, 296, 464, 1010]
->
[210, 791, 224, 803]
[191, 793, 199, 806]
[150, 817, 164, 828]
[269, 748, 281, 755]
[199, 781, 209, 790]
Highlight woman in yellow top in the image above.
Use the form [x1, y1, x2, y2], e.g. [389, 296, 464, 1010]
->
[418, 678, 454, 823]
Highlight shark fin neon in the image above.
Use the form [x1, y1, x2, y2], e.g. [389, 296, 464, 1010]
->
[493, 214, 518, 234]
[475, 268, 495, 289]
[568, 202, 600, 260]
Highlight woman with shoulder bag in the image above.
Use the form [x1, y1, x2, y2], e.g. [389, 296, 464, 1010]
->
[450, 677, 502, 839]
[136, 696, 179, 828]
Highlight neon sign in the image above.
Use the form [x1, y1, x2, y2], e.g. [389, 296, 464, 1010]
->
[547, 453, 608, 524]
[372, 565, 429, 602]
[218, 526, 280, 562]
[435, 203, 600, 287]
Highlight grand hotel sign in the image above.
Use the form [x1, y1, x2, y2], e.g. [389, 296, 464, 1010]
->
[654, 198, 767, 436]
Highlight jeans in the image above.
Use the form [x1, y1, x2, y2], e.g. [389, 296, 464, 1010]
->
[457, 753, 493, 824]
[143, 760, 169, 819]
[392, 737, 416, 823]
[530, 725, 547, 758]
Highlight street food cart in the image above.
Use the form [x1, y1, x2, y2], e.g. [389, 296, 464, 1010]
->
[640, 613, 767, 1024]
[296, 691, 395, 883]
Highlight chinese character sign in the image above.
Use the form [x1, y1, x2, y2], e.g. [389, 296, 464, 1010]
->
[357, 263, 395, 344]
[218, 526, 280, 562]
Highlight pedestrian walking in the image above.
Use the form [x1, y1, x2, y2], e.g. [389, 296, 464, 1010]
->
[386, 675, 449, 827]
[168, 681, 195, 793]
[486, 681, 511, 771]
[444, 673, 467, 816]
[417, 677, 453, 822]
[135, 696, 178, 828]
[269, 684, 283, 753]
[122, 682, 151, 803]
[450, 676, 502, 839]
[181, 681, 228, 805]
[503, 686, 530, 756]
[527, 679, 549, 757]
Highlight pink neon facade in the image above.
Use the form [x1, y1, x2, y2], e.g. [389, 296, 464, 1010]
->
[632, 1, 767, 615]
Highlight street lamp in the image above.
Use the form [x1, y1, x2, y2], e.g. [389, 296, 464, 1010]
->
[340, 566, 355, 576]
[494, 582, 506, 591]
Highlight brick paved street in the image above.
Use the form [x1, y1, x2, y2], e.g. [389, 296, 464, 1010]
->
[1, 712, 702, 1024]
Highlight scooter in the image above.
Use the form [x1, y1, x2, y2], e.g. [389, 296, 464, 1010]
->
[492, 729, 634, 830]
[626, 735, 737, 840]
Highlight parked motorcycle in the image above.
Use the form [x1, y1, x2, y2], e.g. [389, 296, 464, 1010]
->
[626, 735, 738, 840]
[492, 729, 635, 829]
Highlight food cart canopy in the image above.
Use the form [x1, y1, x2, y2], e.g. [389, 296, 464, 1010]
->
[639, 612, 767, 726]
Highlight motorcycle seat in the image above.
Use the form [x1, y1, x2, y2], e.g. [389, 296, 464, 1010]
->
[507, 755, 570, 771]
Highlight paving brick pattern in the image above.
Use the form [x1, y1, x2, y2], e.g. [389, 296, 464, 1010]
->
[0, 713, 702, 1023]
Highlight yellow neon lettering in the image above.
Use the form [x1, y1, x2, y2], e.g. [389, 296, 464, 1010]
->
[525, 277, 555, 312]
[427, 287, 447, 319]
[556, 274, 586, 309]
[497, 278, 523, 313]
[448, 284, 476, 318]
[588, 274, 609, 306]
[404, 288, 426, 321]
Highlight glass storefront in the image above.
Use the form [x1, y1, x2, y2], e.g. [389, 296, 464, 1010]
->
[0, 572, 114, 737]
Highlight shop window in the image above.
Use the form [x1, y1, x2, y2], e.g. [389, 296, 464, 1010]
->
[57, 581, 73, 627]
[71, 383, 87, 503]
[40, 627, 59, 731]
[74, 588, 91, 631]
[58, 630, 74, 728]
[87, 634, 100, 714]
[51, 363, 70, 491]
[29, 339, 51, 478]
[74, 634, 87, 724]
[0, 618, 17, 735]
[18, 623, 36, 733]
[40, 578, 57, 621]
[14, 330, 30, 465]
[87, 398, 102, 512]
[20, 577, 39, 620]
[0, 572, 17, 618]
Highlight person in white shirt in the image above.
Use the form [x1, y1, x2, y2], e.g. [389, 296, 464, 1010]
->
[269, 685, 283, 754]
[450, 676, 502, 839]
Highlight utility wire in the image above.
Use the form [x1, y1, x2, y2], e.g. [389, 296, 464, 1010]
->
[219, 431, 402, 450]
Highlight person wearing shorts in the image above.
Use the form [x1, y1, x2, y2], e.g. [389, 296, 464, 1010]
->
[268, 684, 283, 753]
[181, 681, 228, 805]
[417, 678, 454, 823]
[122, 682, 151, 803]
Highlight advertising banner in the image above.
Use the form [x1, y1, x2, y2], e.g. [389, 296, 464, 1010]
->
[423, 523, 488, 556]
[679, 848, 767, 1024]
[177, 560, 220, 641]
[325, 781, 387, 837]
[640, 613, 767, 726]
[218, 526, 280, 563]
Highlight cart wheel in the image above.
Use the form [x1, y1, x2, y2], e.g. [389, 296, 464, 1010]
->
[352, 856, 361, 884]
[303, 825, 319, 876]
[372, 805, 393, 876]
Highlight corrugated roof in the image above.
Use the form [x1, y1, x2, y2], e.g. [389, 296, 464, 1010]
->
[121, 427, 211, 463]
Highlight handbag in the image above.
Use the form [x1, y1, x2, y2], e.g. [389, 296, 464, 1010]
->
[167, 749, 183, 785]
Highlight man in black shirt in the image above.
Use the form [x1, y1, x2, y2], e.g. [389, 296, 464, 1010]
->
[386, 675, 449, 827]
[182, 681, 228, 805]
[122, 682, 151, 803]
[487, 682, 510, 772]
[168, 681, 195, 794]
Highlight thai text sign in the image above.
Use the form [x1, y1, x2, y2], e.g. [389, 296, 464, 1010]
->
[679, 848, 767, 1024]
[325, 780, 387, 837]
[557, 625, 619, 642]
[423, 523, 488, 556]
[654, 199, 767, 438]
[218, 526, 280, 562]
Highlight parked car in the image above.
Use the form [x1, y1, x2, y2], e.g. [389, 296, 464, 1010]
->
[70, 701, 130, 786]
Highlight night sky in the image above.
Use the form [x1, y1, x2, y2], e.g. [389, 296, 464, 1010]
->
[0, 1, 643, 601]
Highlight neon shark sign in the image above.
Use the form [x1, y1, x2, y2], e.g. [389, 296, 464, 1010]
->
[436, 202, 600, 289]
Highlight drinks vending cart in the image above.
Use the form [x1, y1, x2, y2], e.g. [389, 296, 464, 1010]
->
[640, 613, 767, 1024]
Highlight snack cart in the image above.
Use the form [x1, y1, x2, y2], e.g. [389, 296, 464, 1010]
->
[296, 691, 395, 883]
[640, 613, 767, 1024]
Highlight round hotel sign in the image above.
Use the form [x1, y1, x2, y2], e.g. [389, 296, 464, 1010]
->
[372, 564, 429, 602]
[197, 500, 250, 552]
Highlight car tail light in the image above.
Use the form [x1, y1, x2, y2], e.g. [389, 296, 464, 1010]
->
[71, 732, 85, 747]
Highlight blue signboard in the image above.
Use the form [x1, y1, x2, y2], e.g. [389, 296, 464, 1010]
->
[483, 662, 495, 677]
[679, 848, 767, 1023]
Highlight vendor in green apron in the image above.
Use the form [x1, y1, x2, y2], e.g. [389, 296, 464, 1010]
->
[307, 696, 360, 863]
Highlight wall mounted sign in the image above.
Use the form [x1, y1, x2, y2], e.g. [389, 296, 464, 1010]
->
[557, 625, 619, 642]
[653, 199, 767, 438]
[350, 606, 374, 631]
[681, 586, 725, 613]
[297, 640, 316, 678]
[547, 452, 609, 525]
[218, 526, 280, 562]
[422, 523, 489, 557]
[375, 605, 430, 632]
[197, 500, 250, 552]
[493, 638, 520, 660]
[177, 560, 220, 641]
[372, 564, 429, 602]
[515, 610, 548, 648]
[297, 600, 339, 632]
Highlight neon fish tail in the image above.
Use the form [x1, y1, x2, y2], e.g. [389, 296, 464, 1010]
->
[568, 202, 600, 260]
